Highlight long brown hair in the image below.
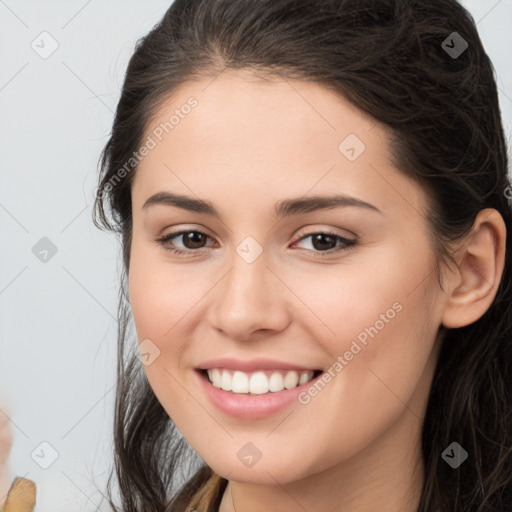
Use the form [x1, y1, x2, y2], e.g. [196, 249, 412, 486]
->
[93, 1, 512, 510]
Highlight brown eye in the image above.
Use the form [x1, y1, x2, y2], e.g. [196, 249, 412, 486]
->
[155, 229, 357, 258]
[156, 229, 214, 255]
[293, 231, 357, 256]
[179, 231, 208, 249]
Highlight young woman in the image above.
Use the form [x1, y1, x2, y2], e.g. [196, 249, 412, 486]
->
[93, 1, 512, 511]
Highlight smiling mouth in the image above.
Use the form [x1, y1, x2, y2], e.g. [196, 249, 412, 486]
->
[197, 368, 323, 395]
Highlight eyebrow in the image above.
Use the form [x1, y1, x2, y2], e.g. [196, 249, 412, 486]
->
[142, 191, 382, 217]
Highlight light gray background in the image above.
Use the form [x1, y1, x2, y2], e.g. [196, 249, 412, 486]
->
[0, 1, 511, 511]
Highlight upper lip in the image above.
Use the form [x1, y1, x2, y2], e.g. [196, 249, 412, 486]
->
[196, 358, 321, 373]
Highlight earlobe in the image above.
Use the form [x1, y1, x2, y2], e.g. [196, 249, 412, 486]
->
[441, 208, 506, 329]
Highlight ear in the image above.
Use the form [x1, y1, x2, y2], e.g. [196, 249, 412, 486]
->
[441, 208, 507, 329]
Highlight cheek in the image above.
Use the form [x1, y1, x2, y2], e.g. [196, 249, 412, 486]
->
[129, 232, 180, 332]
[278, 245, 440, 463]
[292, 240, 436, 344]
[128, 244, 216, 366]
[127, 251, 197, 416]
[291, 241, 439, 399]
[128, 242, 175, 362]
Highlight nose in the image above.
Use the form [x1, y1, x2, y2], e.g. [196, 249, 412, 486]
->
[207, 248, 291, 342]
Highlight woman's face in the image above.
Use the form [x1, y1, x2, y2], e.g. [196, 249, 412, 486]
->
[128, 69, 446, 485]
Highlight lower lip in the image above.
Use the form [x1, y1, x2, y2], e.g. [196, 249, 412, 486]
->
[195, 369, 324, 420]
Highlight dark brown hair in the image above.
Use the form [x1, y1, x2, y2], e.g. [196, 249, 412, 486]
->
[93, 1, 512, 510]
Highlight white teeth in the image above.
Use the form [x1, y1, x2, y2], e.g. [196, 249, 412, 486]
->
[249, 372, 268, 394]
[298, 371, 312, 385]
[284, 371, 299, 389]
[206, 368, 317, 394]
[210, 369, 221, 388]
[269, 372, 284, 392]
[221, 369, 232, 391]
[232, 371, 249, 393]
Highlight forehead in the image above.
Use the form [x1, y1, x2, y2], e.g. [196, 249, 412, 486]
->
[132, 69, 429, 222]
[144, 68, 379, 157]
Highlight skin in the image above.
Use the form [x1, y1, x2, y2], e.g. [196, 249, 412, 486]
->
[0, 409, 13, 508]
[128, 69, 506, 512]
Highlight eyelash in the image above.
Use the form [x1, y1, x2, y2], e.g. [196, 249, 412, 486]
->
[154, 229, 357, 258]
